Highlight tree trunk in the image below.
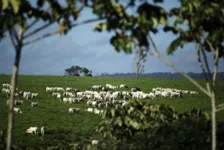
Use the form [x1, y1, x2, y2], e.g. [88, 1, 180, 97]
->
[6, 46, 22, 150]
[211, 92, 217, 150]
[136, 73, 139, 79]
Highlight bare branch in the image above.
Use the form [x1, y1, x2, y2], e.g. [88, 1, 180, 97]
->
[195, 43, 209, 81]
[24, 19, 40, 33]
[23, 22, 54, 39]
[201, 42, 213, 80]
[23, 17, 106, 46]
[12, 27, 19, 44]
[216, 106, 224, 112]
[211, 47, 219, 88]
[23, 2, 86, 40]
[8, 30, 17, 50]
[217, 103, 224, 109]
[148, 34, 210, 97]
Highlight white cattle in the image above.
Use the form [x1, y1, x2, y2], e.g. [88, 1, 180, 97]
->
[2, 83, 11, 88]
[91, 85, 102, 90]
[23, 92, 31, 100]
[56, 87, 64, 92]
[85, 108, 94, 112]
[46, 87, 53, 92]
[63, 98, 69, 103]
[31, 102, 39, 107]
[26, 127, 38, 135]
[41, 126, 44, 137]
[190, 91, 198, 95]
[66, 87, 72, 92]
[161, 91, 170, 97]
[69, 108, 80, 114]
[119, 84, 128, 88]
[2, 88, 10, 95]
[15, 100, 23, 105]
[92, 140, 99, 145]
[31, 93, 38, 99]
[14, 107, 22, 113]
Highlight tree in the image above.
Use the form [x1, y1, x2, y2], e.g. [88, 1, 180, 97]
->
[133, 48, 147, 79]
[64, 65, 92, 76]
[81, 67, 92, 76]
[0, 1, 103, 149]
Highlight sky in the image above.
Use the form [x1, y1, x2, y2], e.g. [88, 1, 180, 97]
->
[0, 0, 223, 76]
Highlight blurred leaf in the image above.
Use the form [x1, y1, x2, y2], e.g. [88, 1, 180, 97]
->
[166, 37, 186, 55]
[10, 0, 21, 14]
[2, 0, 9, 10]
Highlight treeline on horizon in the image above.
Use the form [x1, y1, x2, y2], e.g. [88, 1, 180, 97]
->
[98, 72, 224, 80]
[0, 72, 223, 80]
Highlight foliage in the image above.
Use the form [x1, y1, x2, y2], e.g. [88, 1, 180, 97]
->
[166, 0, 224, 56]
[64, 65, 92, 76]
[91, 0, 224, 58]
[91, 0, 167, 53]
[0, 0, 86, 41]
[90, 102, 213, 150]
[75, 101, 221, 150]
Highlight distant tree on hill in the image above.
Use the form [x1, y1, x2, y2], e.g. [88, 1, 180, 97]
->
[64, 65, 92, 76]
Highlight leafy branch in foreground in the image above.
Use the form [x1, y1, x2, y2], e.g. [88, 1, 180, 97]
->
[90, 0, 224, 150]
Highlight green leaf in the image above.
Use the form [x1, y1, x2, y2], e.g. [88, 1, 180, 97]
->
[116, 117, 122, 126]
[160, 16, 168, 25]
[203, 112, 210, 120]
[2, 0, 9, 10]
[166, 37, 186, 55]
[152, 17, 158, 27]
[10, 0, 21, 14]
[111, 109, 115, 117]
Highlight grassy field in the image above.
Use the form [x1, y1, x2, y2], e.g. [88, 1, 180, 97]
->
[0, 75, 224, 148]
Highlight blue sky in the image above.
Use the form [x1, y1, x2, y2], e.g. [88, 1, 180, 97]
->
[0, 0, 223, 76]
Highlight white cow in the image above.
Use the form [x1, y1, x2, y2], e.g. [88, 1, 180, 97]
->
[69, 108, 80, 114]
[31, 102, 39, 107]
[41, 126, 45, 137]
[26, 127, 38, 135]
[14, 107, 22, 113]
[92, 140, 99, 145]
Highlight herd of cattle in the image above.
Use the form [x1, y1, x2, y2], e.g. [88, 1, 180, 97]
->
[1, 82, 199, 142]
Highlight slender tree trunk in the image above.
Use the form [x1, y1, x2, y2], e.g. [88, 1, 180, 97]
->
[136, 73, 139, 79]
[211, 92, 216, 150]
[6, 45, 22, 150]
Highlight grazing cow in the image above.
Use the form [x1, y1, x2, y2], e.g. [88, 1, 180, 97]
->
[31, 102, 39, 107]
[14, 107, 22, 113]
[69, 108, 80, 114]
[26, 127, 38, 135]
[131, 87, 141, 92]
[92, 140, 99, 145]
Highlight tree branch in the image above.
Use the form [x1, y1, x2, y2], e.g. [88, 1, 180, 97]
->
[148, 34, 210, 97]
[216, 106, 224, 112]
[8, 30, 17, 50]
[23, 22, 54, 39]
[23, 2, 86, 40]
[23, 17, 106, 46]
[195, 43, 209, 81]
[23, 19, 40, 33]
[12, 27, 19, 44]
[200, 41, 213, 81]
